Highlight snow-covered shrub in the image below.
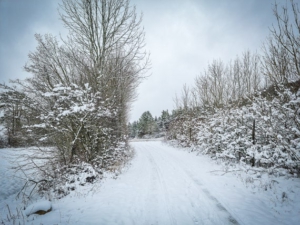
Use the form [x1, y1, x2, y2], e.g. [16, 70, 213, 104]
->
[32, 83, 121, 166]
[37, 161, 103, 199]
[1, 0, 148, 201]
[12, 144, 134, 202]
[167, 85, 300, 175]
[0, 80, 134, 200]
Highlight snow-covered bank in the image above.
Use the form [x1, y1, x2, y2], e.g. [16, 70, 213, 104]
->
[1, 141, 300, 224]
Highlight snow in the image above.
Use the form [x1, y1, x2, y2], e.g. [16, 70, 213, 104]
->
[0, 148, 25, 202]
[0, 141, 300, 224]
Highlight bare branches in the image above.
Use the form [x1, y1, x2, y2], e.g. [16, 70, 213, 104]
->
[262, 0, 300, 84]
[59, 0, 149, 86]
[0, 0, 149, 201]
[16, 179, 49, 201]
[176, 51, 262, 113]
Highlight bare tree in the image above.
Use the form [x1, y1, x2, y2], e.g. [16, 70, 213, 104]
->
[0, 0, 150, 193]
[233, 56, 243, 100]
[58, 0, 150, 141]
[181, 84, 190, 111]
[262, 36, 291, 85]
[195, 73, 210, 108]
[207, 60, 226, 108]
[59, 0, 149, 91]
[262, 0, 300, 84]
[251, 51, 261, 92]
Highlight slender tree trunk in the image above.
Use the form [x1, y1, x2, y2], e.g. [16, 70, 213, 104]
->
[252, 119, 256, 145]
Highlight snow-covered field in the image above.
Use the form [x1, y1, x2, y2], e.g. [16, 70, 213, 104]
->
[1, 141, 300, 224]
[0, 148, 27, 202]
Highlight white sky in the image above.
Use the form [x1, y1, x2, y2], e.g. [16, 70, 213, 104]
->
[0, 0, 279, 121]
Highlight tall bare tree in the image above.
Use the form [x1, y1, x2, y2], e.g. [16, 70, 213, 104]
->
[59, 0, 149, 91]
[262, 0, 300, 84]
[3, 0, 150, 172]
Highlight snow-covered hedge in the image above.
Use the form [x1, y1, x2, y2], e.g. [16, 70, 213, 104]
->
[167, 87, 300, 175]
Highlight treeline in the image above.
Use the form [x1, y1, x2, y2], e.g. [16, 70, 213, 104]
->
[0, 0, 149, 181]
[174, 51, 262, 111]
[174, 0, 300, 111]
[128, 110, 172, 138]
[167, 0, 300, 174]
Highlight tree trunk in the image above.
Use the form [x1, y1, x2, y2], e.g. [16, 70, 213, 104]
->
[252, 119, 256, 144]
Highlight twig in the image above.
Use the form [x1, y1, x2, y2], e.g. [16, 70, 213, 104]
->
[6, 204, 12, 221]
[28, 179, 49, 197]
[16, 179, 49, 200]
[16, 180, 29, 200]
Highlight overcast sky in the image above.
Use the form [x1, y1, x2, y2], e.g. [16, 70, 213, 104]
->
[0, 0, 279, 121]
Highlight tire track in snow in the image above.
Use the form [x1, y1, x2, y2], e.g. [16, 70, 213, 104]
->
[144, 145, 177, 225]
[181, 168, 240, 225]
[143, 146, 161, 225]
[146, 143, 217, 224]
[151, 142, 241, 225]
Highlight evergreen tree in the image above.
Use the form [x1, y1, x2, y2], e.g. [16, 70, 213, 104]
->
[128, 121, 139, 138]
[161, 110, 170, 131]
[138, 111, 154, 137]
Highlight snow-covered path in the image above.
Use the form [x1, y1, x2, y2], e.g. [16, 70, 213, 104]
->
[51, 141, 241, 225]
[123, 141, 239, 225]
[1, 141, 300, 225]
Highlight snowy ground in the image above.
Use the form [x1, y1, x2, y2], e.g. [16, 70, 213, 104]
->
[0, 148, 27, 202]
[1, 141, 300, 224]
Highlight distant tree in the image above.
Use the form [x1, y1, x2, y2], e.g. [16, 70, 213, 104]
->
[128, 121, 139, 138]
[138, 111, 155, 137]
[159, 110, 170, 131]
[0, 88, 25, 146]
